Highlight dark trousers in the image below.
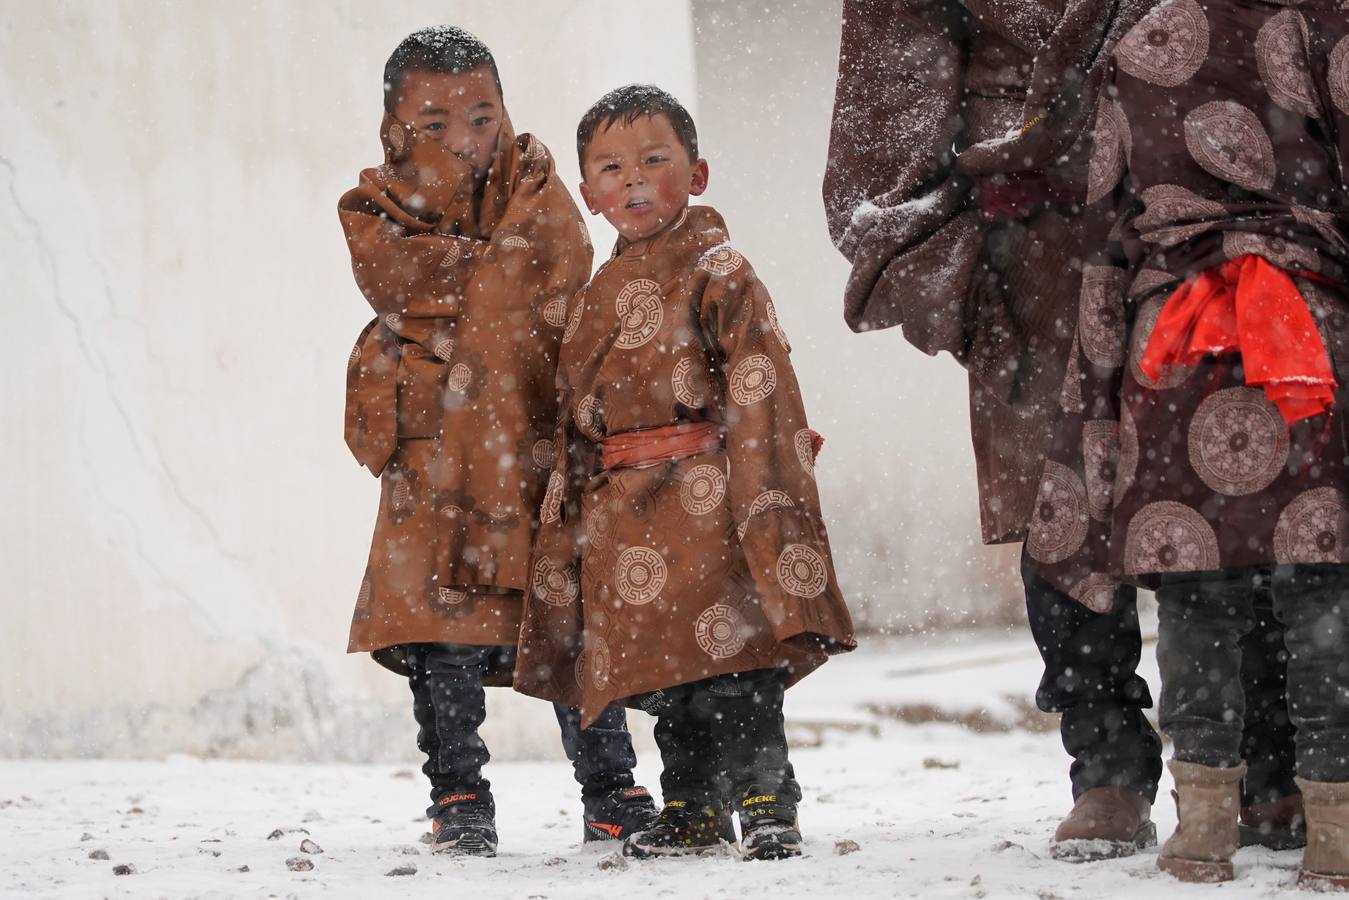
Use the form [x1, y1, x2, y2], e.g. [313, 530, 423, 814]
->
[402, 643, 637, 800]
[1156, 565, 1349, 784]
[1023, 550, 1163, 803]
[644, 668, 801, 807]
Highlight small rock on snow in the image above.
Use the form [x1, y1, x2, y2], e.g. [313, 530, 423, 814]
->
[87, 849, 110, 860]
[79, 832, 95, 842]
[267, 826, 309, 840]
[395, 845, 421, 856]
[285, 856, 314, 872]
[596, 852, 628, 871]
[923, 757, 960, 769]
[299, 838, 323, 854]
[386, 864, 418, 876]
[112, 864, 136, 876]
[834, 839, 861, 855]
[234, 865, 250, 873]
[418, 832, 434, 844]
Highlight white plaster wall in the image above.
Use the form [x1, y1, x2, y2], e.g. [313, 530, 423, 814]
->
[0, 0, 694, 760]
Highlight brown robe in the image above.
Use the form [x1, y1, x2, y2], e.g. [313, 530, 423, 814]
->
[340, 110, 592, 658]
[513, 207, 857, 725]
[1028, 0, 1349, 609]
[823, 0, 1150, 543]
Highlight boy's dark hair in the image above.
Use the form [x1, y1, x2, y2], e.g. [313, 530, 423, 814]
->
[576, 84, 698, 176]
[383, 26, 501, 111]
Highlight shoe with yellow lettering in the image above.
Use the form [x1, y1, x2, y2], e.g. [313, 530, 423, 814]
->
[427, 790, 497, 857]
[583, 785, 659, 842]
[739, 791, 801, 861]
[621, 796, 736, 858]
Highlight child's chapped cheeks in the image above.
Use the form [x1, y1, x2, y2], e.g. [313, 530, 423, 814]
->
[580, 114, 706, 242]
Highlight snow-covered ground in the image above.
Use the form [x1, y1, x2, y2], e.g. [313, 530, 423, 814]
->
[0, 623, 1305, 899]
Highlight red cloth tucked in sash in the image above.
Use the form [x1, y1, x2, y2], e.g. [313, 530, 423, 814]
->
[1139, 254, 1336, 426]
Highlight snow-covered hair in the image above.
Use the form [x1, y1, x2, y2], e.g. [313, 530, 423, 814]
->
[576, 84, 698, 176]
[383, 26, 501, 111]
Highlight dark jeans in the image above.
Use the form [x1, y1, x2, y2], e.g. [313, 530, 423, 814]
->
[1156, 565, 1349, 784]
[1023, 550, 1163, 803]
[401, 642, 637, 800]
[641, 668, 801, 808]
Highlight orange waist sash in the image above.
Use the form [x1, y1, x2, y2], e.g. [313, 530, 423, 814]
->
[599, 421, 725, 471]
[1139, 254, 1337, 426]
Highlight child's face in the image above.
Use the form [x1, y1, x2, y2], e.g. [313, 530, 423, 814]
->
[579, 113, 708, 242]
[391, 67, 502, 181]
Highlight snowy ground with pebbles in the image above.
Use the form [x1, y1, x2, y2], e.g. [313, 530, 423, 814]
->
[0, 626, 1306, 899]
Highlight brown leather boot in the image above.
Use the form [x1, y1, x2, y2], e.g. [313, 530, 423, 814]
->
[1049, 786, 1157, 862]
[1240, 792, 1306, 850]
[1298, 778, 1349, 889]
[1157, 760, 1245, 883]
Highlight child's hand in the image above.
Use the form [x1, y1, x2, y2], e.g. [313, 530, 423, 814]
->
[378, 113, 477, 226]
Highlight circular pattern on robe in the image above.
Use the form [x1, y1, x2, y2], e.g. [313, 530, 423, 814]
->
[387, 121, 407, 152]
[576, 638, 612, 692]
[615, 279, 664, 350]
[440, 242, 461, 267]
[441, 504, 466, 522]
[348, 343, 361, 368]
[1060, 337, 1084, 412]
[1257, 11, 1320, 118]
[543, 297, 569, 328]
[680, 464, 727, 516]
[729, 354, 778, 405]
[1293, 206, 1347, 250]
[1026, 461, 1090, 565]
[1116, 405, 1140, 505]
[671, 357, 708, 408]
[1223, 231, 1322, 273]
[1130, 296, 1194, 390]
[501, 235, 531, 250]
[531, 439, 557, 469]
[765, 298, 792, 352]
[436, 587, 468, 607]
[1130, 268, 1180, 302]
[576, 394, 603, 439]
[433, 338, 456, 362]
[391, 479, 411, 512]
[1183, 101, 1277, 192]
[384, 312, 403, 330]
[1078, 266, 1128, 368]
[523, 134, 547, 161]
[563, 297, 585, 344]
[1187, 387, 1290, 496]
[1274, 487, 1349, 564]
[1115, 0, 1210, 87]
[695, 604, 748, 660]
[447, 363, 473, 392]
[1069, 572, 1118, 615]
[739, 490, 797, 540]
[794, 429, 817, 477]
[355, 576, 373, 614]
[540, 472, 564, 525]
[1136, 184, 1226, 237]
[1331, 36, 1349, 114]
[615, 546, 667, 605]
[585, 503, 614, 551]
[698, 245, 744, 277]
[1086, 99, 1131, 204]
[1082, 420, 1121, 523]
[531, 557, 579, 607]
[775, 544, 828, 598]
[1123, 500, 1220, 575]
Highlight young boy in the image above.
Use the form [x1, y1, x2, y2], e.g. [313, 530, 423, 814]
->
[338, 28, 655, 856]
[514, 85, 856, 861]
[1029, 1, 1349, 885]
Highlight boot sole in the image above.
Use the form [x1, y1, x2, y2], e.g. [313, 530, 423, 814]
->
[741, 840, 802, 861]
[1157, 855, 1234, 883]
[622, 840, 737, 860]
[1238, 823, 1306, 851]
[1050, 822, 1158, 863]
[1299, 870, 1349, 889]
[431, 833, 498, 857]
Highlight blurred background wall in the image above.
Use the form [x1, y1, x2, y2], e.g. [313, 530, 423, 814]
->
[0, 0, 1019, 762]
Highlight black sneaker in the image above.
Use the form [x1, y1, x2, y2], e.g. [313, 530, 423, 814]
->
[427, 791, 497, 857]
[583, 785, 659, 842]
[622, 797, 736, 858]
[738, 791, 801, 861]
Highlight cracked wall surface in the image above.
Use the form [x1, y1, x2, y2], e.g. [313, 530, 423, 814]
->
[0, 0, 693, 761]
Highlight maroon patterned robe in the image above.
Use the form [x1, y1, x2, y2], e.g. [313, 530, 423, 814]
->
[1028, 0, 1349, 609]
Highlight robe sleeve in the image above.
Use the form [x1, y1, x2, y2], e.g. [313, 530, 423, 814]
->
[699, 253, 854, 649]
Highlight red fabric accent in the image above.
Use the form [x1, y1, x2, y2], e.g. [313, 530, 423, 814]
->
[600, 421, 724, 470]
[1139, 255, 1337, 426]
[977, 173, 1078, 223]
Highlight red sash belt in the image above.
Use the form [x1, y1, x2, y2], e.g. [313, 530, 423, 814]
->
[600, 421, 725, 471]
[1139, 254, 1337, 426]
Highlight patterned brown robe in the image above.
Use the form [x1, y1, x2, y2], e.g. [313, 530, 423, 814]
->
[1028, 0, 1349, 609]
[339, 111, 592, 658]
[513, 206, 857, 725]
